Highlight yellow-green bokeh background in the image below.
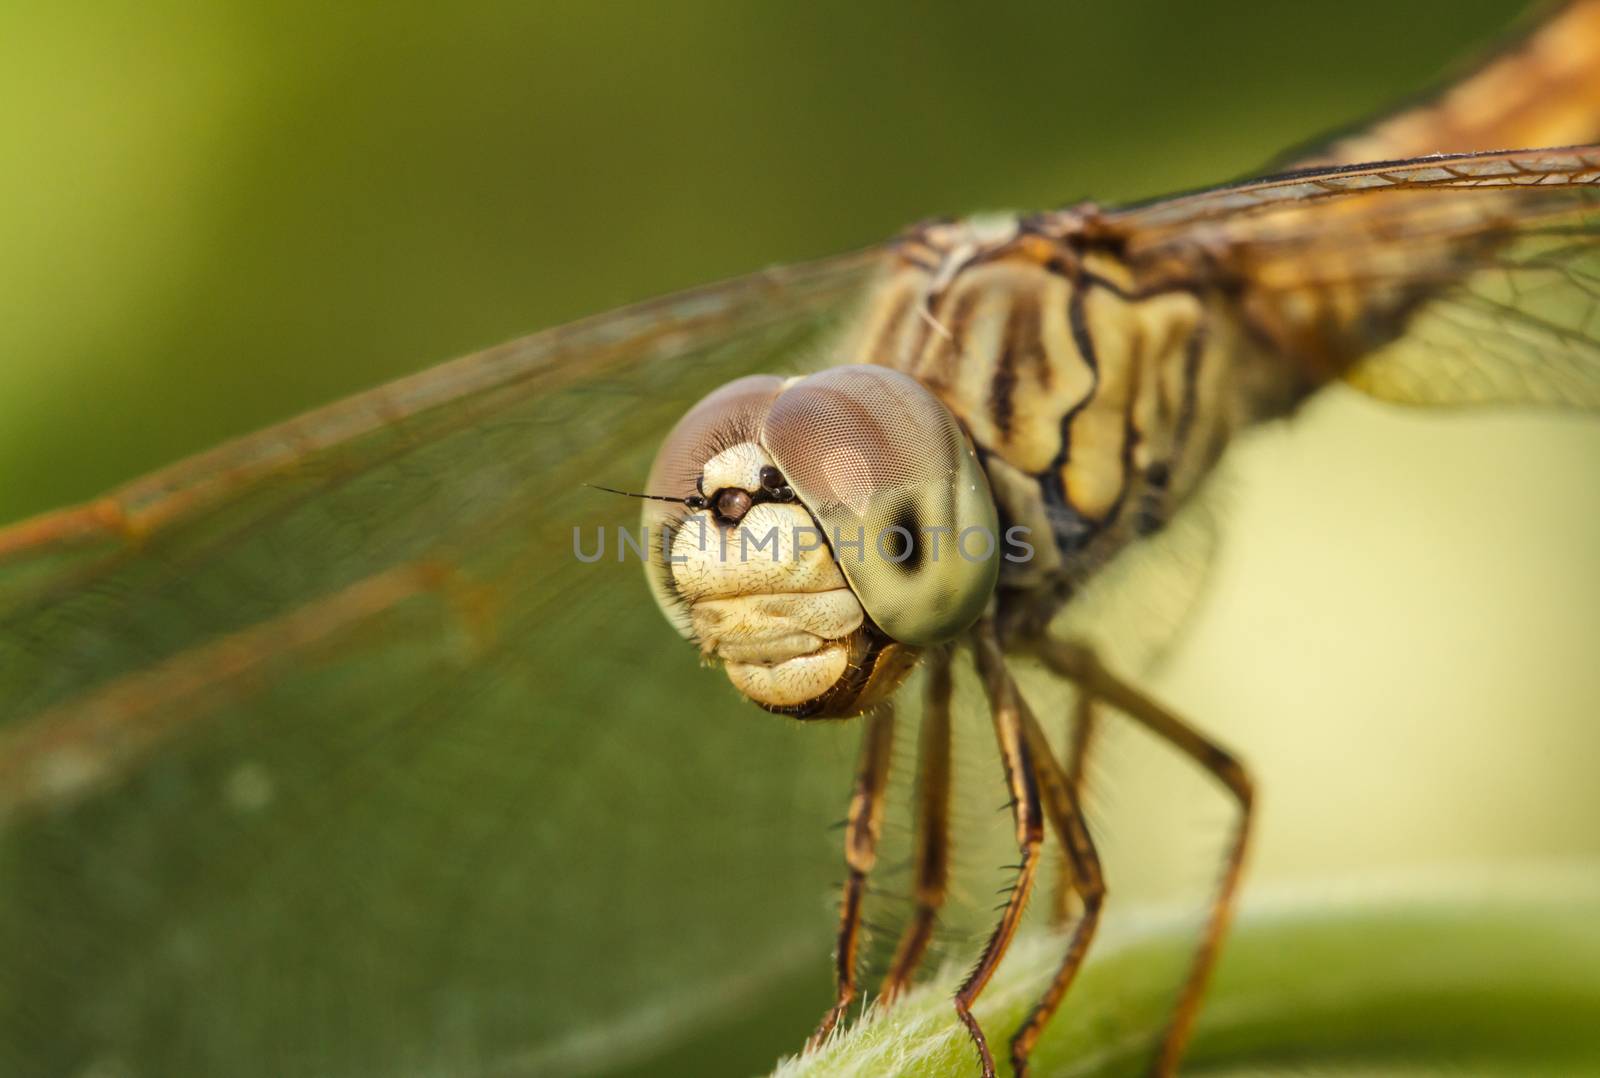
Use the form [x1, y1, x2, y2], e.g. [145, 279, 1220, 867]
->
[3, 1, 1598, 1075]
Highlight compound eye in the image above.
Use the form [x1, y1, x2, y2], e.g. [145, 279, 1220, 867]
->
[760, 365, 999, 645]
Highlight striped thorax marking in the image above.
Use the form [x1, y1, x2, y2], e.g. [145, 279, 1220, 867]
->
[848, 212, 1293, 598]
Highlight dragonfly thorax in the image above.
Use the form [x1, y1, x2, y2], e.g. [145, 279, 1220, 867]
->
[852, 214, 1310, 625]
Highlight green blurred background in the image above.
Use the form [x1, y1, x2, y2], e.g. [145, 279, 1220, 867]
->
[3, 1, 1599, 1076]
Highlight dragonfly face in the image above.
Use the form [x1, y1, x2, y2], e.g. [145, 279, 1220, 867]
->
[643, 365, 999, 716]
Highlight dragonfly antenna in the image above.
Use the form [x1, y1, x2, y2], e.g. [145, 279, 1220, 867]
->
[586, 483, 695, 505]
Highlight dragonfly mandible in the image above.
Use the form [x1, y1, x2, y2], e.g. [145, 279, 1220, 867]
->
[2, 2, 1599, 1077]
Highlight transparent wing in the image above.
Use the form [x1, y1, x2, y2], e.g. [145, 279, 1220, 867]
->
[1108, 147, 1600, 410]
[0, 248, 885, 1076]
[1345, 211, 1600, 407]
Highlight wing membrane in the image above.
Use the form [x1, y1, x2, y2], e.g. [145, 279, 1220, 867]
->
[0, 248, 884, 1076]
[0, 248, 882, 728]
[1110, 147, 1600, 410]
[1347, 218, 1600, 407]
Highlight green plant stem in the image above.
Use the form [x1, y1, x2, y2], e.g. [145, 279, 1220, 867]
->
[775, 868, 1600, 1077]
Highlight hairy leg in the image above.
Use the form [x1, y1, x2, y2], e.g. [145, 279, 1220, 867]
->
[806, 703, 897, 1050]
[1038, 638, 1254, 1076]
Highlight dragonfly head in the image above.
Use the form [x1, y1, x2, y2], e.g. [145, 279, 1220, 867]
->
[643, 366, 999, 718]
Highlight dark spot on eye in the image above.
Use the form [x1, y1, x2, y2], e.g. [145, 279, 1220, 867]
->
[1146, 461, 1171, 488]
[886, 505, 923, 572]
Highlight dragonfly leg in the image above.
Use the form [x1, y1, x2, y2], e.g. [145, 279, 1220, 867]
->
[878, 648, 954, 1005]
[1051, 691, 1099, 927]
[1038, 637, 1254, 1077]
[1005, 682, 1106, 1076]
[958, 623, 1047, 1078]
[806, 702, 897, 1052]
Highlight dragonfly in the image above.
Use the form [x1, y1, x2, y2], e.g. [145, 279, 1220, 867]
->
[633, 157, 1600, 1072]
[3, 2, 1600, 1076]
